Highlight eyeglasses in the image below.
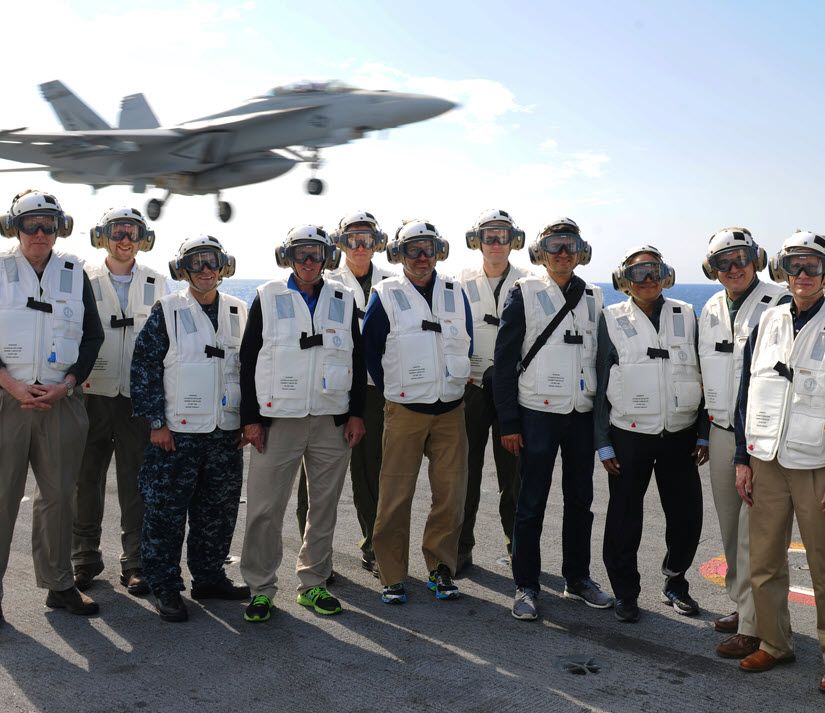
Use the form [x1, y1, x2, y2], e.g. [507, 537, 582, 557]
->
[623, 261, 667, 283]
[343, 231, 377, 250]
[182, 250, 223, 273]
[104, 220, 145, 243]
[708, 247, 755, 272]
[402, 239, 437, 259]
[287, 244, 328, 264]
[779, 253, 825, 277]
[479, 227, 514, 245]
[17, 215, 58, 235]
[538, 234, 584, 255]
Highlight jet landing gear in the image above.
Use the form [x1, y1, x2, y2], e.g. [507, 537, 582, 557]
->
[216, 193, 232, 223]
[306, 178, 325, 196]
[146, 197, 164, 220]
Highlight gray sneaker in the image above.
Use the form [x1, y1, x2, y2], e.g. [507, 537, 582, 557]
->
[512, 588, 539, 620]
[564, 578, 614, 609]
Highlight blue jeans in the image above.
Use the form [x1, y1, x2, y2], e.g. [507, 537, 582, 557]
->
[511, 408, 595, 593]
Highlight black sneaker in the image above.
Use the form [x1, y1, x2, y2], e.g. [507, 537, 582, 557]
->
[244, 595, 274, 622]
[382, 583, 407, 604]
[564, 578, 614, 609]
[614, 598, 640, 622]
[191, 576, 250, 600]
[154, 592, 188, 622]
[661, 588, 699, 616]
[427, 562, 459, 600]
[297, 586, 342, 615]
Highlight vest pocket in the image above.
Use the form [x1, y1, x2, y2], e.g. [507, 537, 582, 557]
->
[399, 333, 436, 387]
[746, 374, 788, 436]
[620, 362, 661, 414]
[785, 411, 825, 450]
[175, 362, 215, 414]
[534, 345, 574, 396]
[322, 363, 353, 392]
[673, 379, 702, 412]
[444, 353, 471, 381]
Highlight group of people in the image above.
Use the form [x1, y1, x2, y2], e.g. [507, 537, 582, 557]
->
[0, 188, 823, 692]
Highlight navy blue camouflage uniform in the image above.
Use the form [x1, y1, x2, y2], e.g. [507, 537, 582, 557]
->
[131, 294, 243, 597]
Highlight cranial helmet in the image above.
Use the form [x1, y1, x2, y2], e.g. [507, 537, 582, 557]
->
[276, 224, 340, 271]
[0, 189, 73, 239]
[90, 206, 156, 256]
[527, 217, 591, 269]
[386, 219, 449, 265]
[330, 211, 387, 253]
[769, 230, 825, 283]
[168, 235, 236, 289]
[611, 244, 676, 295]
[465, 208, 525, 250]
[701, 227, 767, 281]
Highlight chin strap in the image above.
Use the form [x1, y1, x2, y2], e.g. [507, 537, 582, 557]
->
[187, 275, 223, 294]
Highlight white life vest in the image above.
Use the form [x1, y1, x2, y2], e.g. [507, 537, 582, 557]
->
[516, 274, 602, 414]
[83, 260, 167, 397]
[326, 261, 394, 387]
[161, 289, 247, 433]
[0, 244, 85, 385]
[745, 301, 825, 469]
[458, 262, 532, 384]
[699, 281, 788, 428]
[255, 277, 356, 418]
[373, 272, 471, 404]
[604, 297, 702, 435]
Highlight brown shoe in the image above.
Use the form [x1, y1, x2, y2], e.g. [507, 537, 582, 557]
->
[120, 568, 150, 596]
[820, 673, 825, 693]
[714, 611, 738, 633]
[45, 586, 99, 615]
[739, 649, 795, 672]
[717, 634, 761, 659]
[73, 562, 104, 591]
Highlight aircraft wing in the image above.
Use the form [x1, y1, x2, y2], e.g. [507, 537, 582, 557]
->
[0, 128, 181, 159]
[175, 104, 322, 132]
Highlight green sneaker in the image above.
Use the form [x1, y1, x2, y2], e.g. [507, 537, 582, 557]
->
[244, 595, 274, 622]
[297, 586, 342, 615]
[427, 562, 459, 600]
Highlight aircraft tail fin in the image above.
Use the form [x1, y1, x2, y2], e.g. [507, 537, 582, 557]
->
[38, 80, 110, 131]
[118, 93, 160, 129]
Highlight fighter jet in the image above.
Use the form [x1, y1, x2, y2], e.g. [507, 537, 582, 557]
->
[0, 80, 456, 222]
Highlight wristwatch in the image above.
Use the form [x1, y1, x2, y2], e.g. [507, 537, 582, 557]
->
[62, 380, 74, 397]
[150, 419, 164, 430]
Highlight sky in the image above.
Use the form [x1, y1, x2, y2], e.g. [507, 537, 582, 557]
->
[0, 0, 823, 282]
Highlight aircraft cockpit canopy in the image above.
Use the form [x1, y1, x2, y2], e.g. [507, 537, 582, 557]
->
[262, 80, 357, 97]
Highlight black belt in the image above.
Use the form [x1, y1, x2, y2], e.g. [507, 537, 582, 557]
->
[647, 347, 669, 359]
[714, 341, 734, 353]
[26, 297, 52, 313]
[773, 361, 793, 382]
[422, 320, 441, 333]
[563, 331, 583, 344]
[111, 315, 135, 328]
[300, 332, 323, 349]
[204, 345, 225, 359]
[483, 314, 500, 327]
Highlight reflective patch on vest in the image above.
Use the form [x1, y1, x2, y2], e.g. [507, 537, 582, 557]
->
[616, 315, 637, 337]
[144, 282, 155, 306]
[586, 294, 595, 322]
[59, 268, 74, 293]
[229, 312, 240, 339]
[811, 331, 825, 362]
[3, 257, 19, 283]
[328, 296, 345, 324]
[91, 276, 103, 302]
[178, 307, 197, 334]
[392, 289, 411, 312]
[466, 280, 480, 303]
[708, 312, 719, 328]
[443, 288, 455, 314]
[749, 303, 768, 329]
[537, 290, 556, 316]
[276, 293, 295, 319]
[672, 312, 685, 338]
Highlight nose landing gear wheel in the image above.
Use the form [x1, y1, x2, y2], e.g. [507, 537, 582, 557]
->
[218, 201, 232, 223]
[306, 178, 324, 196]
[146, 198, 163, 220]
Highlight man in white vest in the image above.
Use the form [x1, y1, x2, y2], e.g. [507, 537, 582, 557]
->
[362, 219, 473, 605]
[735, 232, 825, 689]
[457, 209, 530, 572]
[493, 218, 612, 621]
[72, 207, 167, 597]
[0, 189, 104, 622]
[698, 228, 788, 659]
[293, 211, 393, 577]
[595, 245, 708, 623]
[239, 225, 366, 623]
[131, 235, 249, 622]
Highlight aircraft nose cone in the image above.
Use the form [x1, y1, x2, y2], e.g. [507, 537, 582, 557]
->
[412, 95, 457, 121]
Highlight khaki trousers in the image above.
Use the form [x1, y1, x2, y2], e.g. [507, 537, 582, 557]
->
[750, 457, 825, 661]
[373, 401, 468, 586]
[241, 415, 350, 598]
[0, 389, 88, 599]
[708, 427, 756, 635]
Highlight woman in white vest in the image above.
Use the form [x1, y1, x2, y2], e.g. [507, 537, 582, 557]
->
[239, 224, 366, 623]
[0, 189, 104, 620]
[131, 235, 249, 623]
[493, 217, 612, 621]
[292, 211, 393, 577]
[734, 232, 825, 683]
[595, 245, 708, 623]
[698, 227, 788, 659]
[72, 207, 167, 598]
[457, 208, 531, 573]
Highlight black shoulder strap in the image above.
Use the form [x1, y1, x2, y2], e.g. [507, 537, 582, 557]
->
[518, 279, 587, 374]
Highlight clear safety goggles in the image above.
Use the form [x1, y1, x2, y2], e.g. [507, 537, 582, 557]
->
[623, 261, 668, 283]
[16, 214, 58, 235]
[708, 246, 756, 272]
[287, 243, 329, 264]
[104, 220, 146, 243]
[537, 233, 584, 255]
[343, 230, 377, 250]
[779, 252, 825, 277]
[402, 238, 438, 259]
[479, 226, 516, 245]
[182, 249, 225, 273]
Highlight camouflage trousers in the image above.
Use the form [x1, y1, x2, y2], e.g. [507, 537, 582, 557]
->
[138, 430, 243, 596]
